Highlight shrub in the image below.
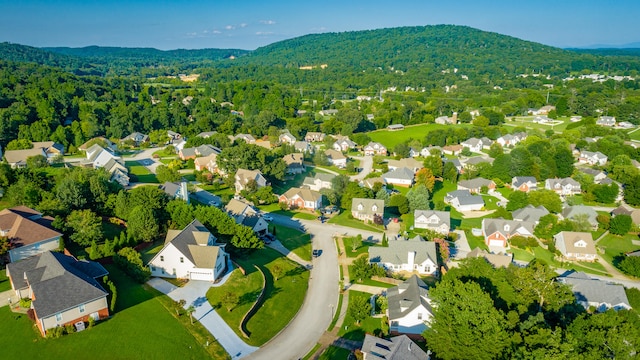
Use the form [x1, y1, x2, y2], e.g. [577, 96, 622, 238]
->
[87, 317, 95, 329]
[46, 326, 65, 339]
[618, 256, 640, 277]
[610, 215, 632, 235]
[113, 247, 151, 283]
[509, 236, 539, 249]
[64, 324, 76, 334]
[19, 298, 32, 308]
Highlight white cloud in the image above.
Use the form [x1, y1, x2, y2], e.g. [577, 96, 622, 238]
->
[225, 25, 235, 30]
[259, 20, 276, 25]
[240, 23, 248, 28]
[256, 31, 274, 36]
[212, 30, 222, 34]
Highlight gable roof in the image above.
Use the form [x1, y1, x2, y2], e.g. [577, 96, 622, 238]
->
[446, 190, 484, 205]
[562, 205, 598, 225]
[362, 334, 429, 360]
[458, 177, 494, 190]
[7, 251, 108, 318]
[161, 220, 220, 268]
[4, 147, 47, 165]
[369, 236, 438, 271]
[225, 198, 256, 217]
[466, 248, 513, 268]
[351, 198, 384, 215]
[281, 187, 322, 202]
[555, 231, 597, 256]
[0, 208, 62, 248]
[512, 176, 537, 187]
[283, 153, 304, 166]
[383, 167, 415, 181]
[414, 210, 450, 227]
[324, 149, 346, 161]
[386, 275, 432, 321]
[558, 271, 631, 309]
[482, 218, 535, 238]
[303, 172, 335, 186]
[512, 205, 549, 223]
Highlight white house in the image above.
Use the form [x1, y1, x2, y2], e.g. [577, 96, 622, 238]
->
[351, 198, 384, 223]
[554, 231, 597, 262]
[386, 275, 434, 336]
[279, 132, 297, 145]
[414, 210, 450, 234]
[387, 158, 423, 172]
[324, 149, 347, 168]
[333, 137, 356, 152]
[234, 169, 267, 193]
[444, 190, 484, 211]
[369, 235, 438, 276]
[579, 151, 608, 166]
[148, 220, 228, 281]
[302, 173, 335, 192]
[364, 142, 387, 156]
[596, 116, 616, 127]
[460, 138, 483, 153]
[545, 178, 581, 196]
[558, 271, 632, 312]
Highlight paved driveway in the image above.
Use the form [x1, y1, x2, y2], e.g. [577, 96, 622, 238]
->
[148, 267, 258, 360]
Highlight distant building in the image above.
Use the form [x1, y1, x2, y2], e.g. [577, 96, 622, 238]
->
[554, 231, 597, 262]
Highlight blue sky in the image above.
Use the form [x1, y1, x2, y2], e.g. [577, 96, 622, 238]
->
[1, 0, 639, 50]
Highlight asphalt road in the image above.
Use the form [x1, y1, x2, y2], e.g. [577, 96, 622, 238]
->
[350, 155, 373, 182]
[244, 214, 382, 360]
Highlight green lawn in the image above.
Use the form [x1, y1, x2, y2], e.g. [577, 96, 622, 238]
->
[507, 116, 570, 132]
[0, 268, 11, 292]
[101, 221, 125, 240]
[328, 211, 384, 232]
[274, 224, 313, 261]
[495, 187, 513, 199]
[206, 268, 263, 340]
[598, 233, 640, 266]
[338, 291, 386, 341]
[465, 231, 488, 251]
[0, 265, 227, 359]
[368, 123, 471, 149]
[318, 346, 351, 360]
[343, 237, 374, 258]
[222, 248, 309, 346]
[140, 241, 165, 263]
[530, 247, 609, 276]
[629, 129, 640, 141]
[125, 161, 159, 183]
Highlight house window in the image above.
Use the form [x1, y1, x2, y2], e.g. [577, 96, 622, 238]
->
[418, 313, 423, 320]
[180, 257, 184, 263]
[55, 313, 62, 322]
[79, 304, 85, 313]
[160, 256, 164, 262]
[150, 266, 156, 272]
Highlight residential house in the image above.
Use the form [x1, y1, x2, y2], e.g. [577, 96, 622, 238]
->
[561, 206, 599, 230]
[408, 147, 421, 158]
[189, 190, 221, 207]
[78, 137, 116, 153]
[618, 121, 635, 129]
[333, 137, 357, 152]
[460, 137, 484, 153]
[278, 187, 323, 210]
[442, 145, 463, 156]
[545, 177, 581, 196]
[444, 190, 484, 211]
[167, 130, 182, 144]
[194, 153, 219, 173]
[579, 150, 608, 166]
[364, 142, 387, 156]
[302, 173, 335, 192]
[466, 248, 513, 268]
[148, 220, 229, 281]
[497, 132, 527, 147]
[383, 167, 415, 187]
[366, 114, 375, 121]
[579, 168, 608, 183]
[462, 156, 493, 170]
[554, 231, 597, 262]
[233, 134, 256, 144]
[120, 132, 149, 146]
[434, 112, 457, 125]
[179, 144, 221, 161]
[611, 204, 640, 224]
[533, 115, 554, 124]
[225, 199, 268, 236]
[234, 169, 267, 193]
[444, 158, 463, 173]
[387, 124, 405, 131]
[511, 176, 538, 192]
[371, 237, 438, 276]
[161, 182, 189, 203]
[420, 146, 442, 157]
[7, 251, 109, 336]
[385, 275, 434, 336]
[361, 177, 386, 190]
[83, 144, 129, 186]
[512, 205, 549, 224]
[481, 218, 535, 248]
[457, 177, 495, 194]
[387, 158, 423, 172]
[196, 131, 217, 139]
[283, 153, 305, 174]
[351, 198, 384, 223]
[558, 271, 631, 311]
[324, 149, 347, 168]
[0, 206, 62, 263]
[279, 132, 297, 145]
[4, 147, 47, 168]
[596, 116, 616, 127]
[304, 132, 325, 142]
[254, 139, 273, 149]
[361, 334, 429, 360]
[294, 141, 312, 153]
[32, 141, 64, 160]
[319, 109, 339, 116]
[413, 210, 450, 234]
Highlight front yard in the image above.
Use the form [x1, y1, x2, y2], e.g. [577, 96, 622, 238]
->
[208, 248, 309, 346]
[328, 211, 384, 232]
[338, 291, 387, 341]
[598, 233, 640, 266]
[0, 265, 227, 359]
[125, 161, 158, 183]
[273, 224, 313, 261]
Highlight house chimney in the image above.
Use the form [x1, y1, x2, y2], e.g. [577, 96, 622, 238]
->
[452, 112, 458, 123]
[407, 251, 415, 269]
[181, 182, 190, 204]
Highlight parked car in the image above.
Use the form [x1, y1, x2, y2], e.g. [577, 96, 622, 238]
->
[263, 214, 274, 222]
[312, 249, 320, 258]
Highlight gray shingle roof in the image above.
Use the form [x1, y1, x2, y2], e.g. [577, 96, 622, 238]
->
[162, 220, 220, 268]
[458, 177, 493, 190]
[383, 167, 415, 181]
[369, 236, 438, 270]
[362, 334, 429, 360]
[558, 271, 631, 309]
[386, 275, 432, 321]
[512, 176, 537, 188]
[512, 205, 549, 223]
[7, 251, 108, 318]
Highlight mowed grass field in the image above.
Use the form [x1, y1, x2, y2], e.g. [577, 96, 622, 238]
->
[368, 123, 471, 149]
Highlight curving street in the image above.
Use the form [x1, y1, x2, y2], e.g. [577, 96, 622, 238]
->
[243, 214, 382, 360]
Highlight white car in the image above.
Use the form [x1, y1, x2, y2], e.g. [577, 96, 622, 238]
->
[262, 214, 274, 222]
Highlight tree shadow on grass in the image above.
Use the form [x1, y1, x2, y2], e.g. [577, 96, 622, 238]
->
[284, 265, 307, 278]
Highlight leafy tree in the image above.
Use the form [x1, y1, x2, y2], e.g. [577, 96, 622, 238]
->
[554, 147, 575, 178]
[425, 278, 509, 360]
[528, 189, 562, 213]
[127, 205, 159, 243]
[56, 177, 88, 212]
[112, 247, 150, 283]
[26, 155, 48, 169]
[156, 165, 182, 183]
[433, 238, 450, 262]
[231, 224, 264, 250]
[414, 168, 436, 192]
[624, 175, 640, 206]
[610, 215, 632, 235]
[348, 295, 372, 325]
[89, 240, 101, 260]
[66, 209, 103, 246]
[618, 256, 640, 277]
[423, 155, 443, 177]
[393, 143, 410, 158]
[388, 194, 409, 215]
[351, 234, 363, 252]
[508, 261, 573, 312]
[186, 305, 196, 324]
[506, 191, 529, 211]
[375, 188, 389, 204]
[6, 138, 33, 150]
[442, 162, 458, 182]
[0, 236, 11, 257]
[568, 310, 640, 359]
[406, 184, 430, 212]
[271, 264, 284, 281]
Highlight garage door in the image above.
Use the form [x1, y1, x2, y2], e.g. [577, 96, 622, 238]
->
[190, 272, 213, 281]
[489, 239, 504, 247]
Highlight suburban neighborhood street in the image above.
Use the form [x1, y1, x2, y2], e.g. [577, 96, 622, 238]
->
[244, 214, 382, 360]
[350, 155, 373, 182]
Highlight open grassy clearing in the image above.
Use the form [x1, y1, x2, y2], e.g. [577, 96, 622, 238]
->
[368, 123, 471, 149]
[328, 211, 384, 232]
[598, 233, 640, 266]
[318, 346, 352, 360]
[125, 161, 159, 183]
[0, 265, 226, 359]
